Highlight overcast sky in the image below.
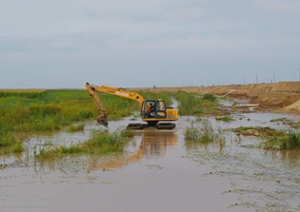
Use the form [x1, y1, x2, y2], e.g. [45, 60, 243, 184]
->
[1, 0, 300, 88]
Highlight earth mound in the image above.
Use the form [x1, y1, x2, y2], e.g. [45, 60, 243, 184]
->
[137, 81, 300, 115]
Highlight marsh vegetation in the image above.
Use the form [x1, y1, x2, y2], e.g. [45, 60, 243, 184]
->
[2, 83, 300, 212]
[0, 89, 219, 155]
[233, 126, 300, 150]
[173, 91, 219, 115]
[0, 89, 135, 153]
[1, 88, 299, 156]
[34, 129, 134, 160]
[184, 118, 225, 146]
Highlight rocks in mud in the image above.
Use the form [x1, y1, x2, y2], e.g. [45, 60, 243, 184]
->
[0, 163, 8, 169]
[241, 129, 260, 136]
[233, 128, 260, 136]
[215, 116, 224, 121]
[0, 160, 23, 170]
[216, 107, 231, 112]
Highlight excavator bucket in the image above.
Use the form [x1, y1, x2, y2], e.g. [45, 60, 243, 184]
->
[97, 113, 108, 127]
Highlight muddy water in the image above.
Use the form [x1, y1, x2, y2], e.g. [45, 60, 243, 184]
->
[1, 113, 300, 212]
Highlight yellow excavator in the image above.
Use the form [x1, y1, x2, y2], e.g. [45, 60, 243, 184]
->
[86, 82, 178, 130]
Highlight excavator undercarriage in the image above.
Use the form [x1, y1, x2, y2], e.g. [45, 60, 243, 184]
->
[127, 122, 176, 130]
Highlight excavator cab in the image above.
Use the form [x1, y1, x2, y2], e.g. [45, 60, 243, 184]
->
[139, 99, 178, 129]
[141, 100, 167, 119]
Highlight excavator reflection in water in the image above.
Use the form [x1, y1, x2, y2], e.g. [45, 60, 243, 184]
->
[87, 129, 178, 172]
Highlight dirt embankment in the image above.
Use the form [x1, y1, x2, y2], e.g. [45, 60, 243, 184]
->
[138, 81, 300, 115]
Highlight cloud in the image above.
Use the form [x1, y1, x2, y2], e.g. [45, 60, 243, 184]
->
[0, 0, 299, 88]
[255, 0, 300, 13]
[82, 0, 203, 21]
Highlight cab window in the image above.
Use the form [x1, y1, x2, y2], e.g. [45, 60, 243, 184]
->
[158, 101, 165, 111]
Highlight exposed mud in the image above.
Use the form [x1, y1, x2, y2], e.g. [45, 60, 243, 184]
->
[1, 109, 300, 211]
[137, 81, 300, 115]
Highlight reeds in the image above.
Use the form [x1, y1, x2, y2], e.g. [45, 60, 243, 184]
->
[280, 130, 300, 150]
[184, 119, 215, 143]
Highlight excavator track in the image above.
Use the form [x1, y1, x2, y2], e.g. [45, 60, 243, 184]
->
[156, 123, 176, 130]
[126, 123, 176, 130]
[127, 123, 148, 130]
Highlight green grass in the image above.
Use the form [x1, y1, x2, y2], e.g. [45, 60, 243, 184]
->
[0, 89, 137, 153]
[138, 90, 174, 107]
[0, 91, 45, 99]
[280, 130, 300, 150]
[203, 93, 217, 102]
[184, 119, 219, 144]
[68, 124, 85, 132]
[35, 129, 134, 160]
[270, 118, 300, 129]
[12, 142, 25, 153]
[172, 91, 220, 116]
[233, 126, 300, 150]
[220, 116, 235, 122]
[0, 133, 25, 154]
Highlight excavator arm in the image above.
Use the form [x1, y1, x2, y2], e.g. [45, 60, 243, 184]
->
[88, 83, 145, 110]
[86, 82, 146, 127]
[86, 83, 108, 127]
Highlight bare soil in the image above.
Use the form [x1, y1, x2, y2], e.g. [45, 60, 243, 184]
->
[137, 81, 300, 115]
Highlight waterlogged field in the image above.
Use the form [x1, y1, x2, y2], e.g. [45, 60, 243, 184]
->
[0, 89, 219, 154]
[0, 89, 139, 153]
[1, 89, 300, 211]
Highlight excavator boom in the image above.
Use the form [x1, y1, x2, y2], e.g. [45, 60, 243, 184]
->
[90, 84, 145, 110]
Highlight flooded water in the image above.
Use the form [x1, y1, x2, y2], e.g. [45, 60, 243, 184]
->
[1, 112, 300, 212]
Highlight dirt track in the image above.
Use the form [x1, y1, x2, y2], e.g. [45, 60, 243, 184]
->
[137, 81, 300, 115]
